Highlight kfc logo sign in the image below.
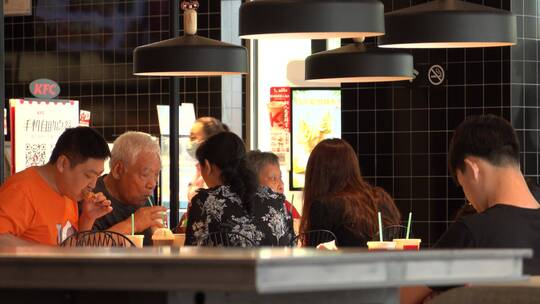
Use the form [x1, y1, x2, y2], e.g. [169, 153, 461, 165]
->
[29, 79, 60, 99]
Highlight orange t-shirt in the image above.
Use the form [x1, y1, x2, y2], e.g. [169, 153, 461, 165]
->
[0, 167, 79, 245]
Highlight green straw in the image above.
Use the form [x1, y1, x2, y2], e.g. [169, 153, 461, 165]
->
[406, 212, 412, 239]
[131, 213, 134, 236]
[377, 211, 383, 242]
[147, 197, 153, 207]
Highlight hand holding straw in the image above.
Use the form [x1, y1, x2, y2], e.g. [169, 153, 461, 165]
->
[377, 211, 383, 242]
[406, 212, 412, 239]
[131, 213, 135, 236]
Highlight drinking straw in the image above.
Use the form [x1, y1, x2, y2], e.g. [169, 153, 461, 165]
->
[291, 194, 295, 213]
[406, 212, 412, 239]
[131, 213, 134, 236]
[377, 211, 383, 242]
[147, 196, 153, 207]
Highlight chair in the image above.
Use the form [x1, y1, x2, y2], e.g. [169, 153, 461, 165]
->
[372, 225, 412, 241]
[197, 231, 256, 247]
[60, 230, 136, 247]
[292, 229, 337, 247]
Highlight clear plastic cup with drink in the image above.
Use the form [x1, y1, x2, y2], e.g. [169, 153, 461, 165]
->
[367, 241, 396, 251]
[126, 234, 144, 248]
[173, 233, 186, 247]
[152, 228, 174, 246]
[393, 239, 421, 250]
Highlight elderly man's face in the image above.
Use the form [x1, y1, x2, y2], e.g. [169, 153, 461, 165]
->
[117, 151, 161, 205]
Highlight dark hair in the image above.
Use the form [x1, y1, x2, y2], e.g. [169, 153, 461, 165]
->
[196, 132, 259, 214]
[245, 150, 279, 175]
[449, 115, 520, 180]
[49, 127, 111, 167]
[196, 117, 229, 139]
[301, 138, 401, 239]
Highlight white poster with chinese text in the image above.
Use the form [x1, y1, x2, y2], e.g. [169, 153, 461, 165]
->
[10, 99, 79, 173]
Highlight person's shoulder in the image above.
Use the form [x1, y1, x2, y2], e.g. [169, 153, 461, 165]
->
[256, 186, 285, 201]
[458, 205, 511, 229]
[1, 168, 41, 192]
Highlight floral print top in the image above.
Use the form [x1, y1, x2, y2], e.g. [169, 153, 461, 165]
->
[185, 185, 294, 247]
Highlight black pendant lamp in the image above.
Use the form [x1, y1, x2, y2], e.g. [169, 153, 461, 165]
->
[239, 0, 385, 39]
[306, 38, 414, 83]
[378, 0, 516, 48]
[134, 1, 247, 76]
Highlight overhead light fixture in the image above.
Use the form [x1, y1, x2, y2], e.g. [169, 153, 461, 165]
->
[239, 0, 385, 40]
[305, 38, 414, 83]
[133, 0, 247, 76]
[378, 0, 516, 48]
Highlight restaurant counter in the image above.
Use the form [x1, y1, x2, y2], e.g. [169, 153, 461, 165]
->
[0, 246, 531, 304]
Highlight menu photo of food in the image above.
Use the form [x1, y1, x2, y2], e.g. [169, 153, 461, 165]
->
[290, 88, 341, 189]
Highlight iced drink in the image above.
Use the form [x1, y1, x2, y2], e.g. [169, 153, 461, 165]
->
[267, 102, 286, 128]
[152, 228, 174, 246]
[126, 234, 144, 248]
[173, 233, 186, 247]
[367, 241, 396, 251]
[393, 239, 421, 250]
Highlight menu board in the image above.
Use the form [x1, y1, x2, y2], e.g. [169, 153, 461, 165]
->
[10, 99, 79, 174]
[290, 88, 341, 189]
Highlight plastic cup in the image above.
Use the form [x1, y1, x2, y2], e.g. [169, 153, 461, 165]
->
[173, 233, 186, 247]
[367, 241, 396, 251]
[126, 235, 144, 248]
[267, 102, 286, 128]
[393, 239, 421, 250]
[153, 239, 174, 246]
[152, 228, 174, 246]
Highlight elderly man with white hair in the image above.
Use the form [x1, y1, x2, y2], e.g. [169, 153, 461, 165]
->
[91, 131, 166, 246]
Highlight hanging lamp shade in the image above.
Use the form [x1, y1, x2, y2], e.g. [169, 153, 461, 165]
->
[305, 41, 414, 83]
[134, 1, 247, 76]
[378, 0, 516, 48]
[239, 0, 385, 40]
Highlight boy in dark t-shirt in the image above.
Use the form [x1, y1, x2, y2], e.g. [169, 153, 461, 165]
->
[401, 115, 540, 304]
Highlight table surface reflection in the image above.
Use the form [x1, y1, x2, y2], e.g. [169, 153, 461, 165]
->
[0, 246, 531, 293]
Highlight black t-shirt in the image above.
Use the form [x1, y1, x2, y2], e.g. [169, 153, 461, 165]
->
[91, 175, 153, 246]
[435, 204, 540, 275]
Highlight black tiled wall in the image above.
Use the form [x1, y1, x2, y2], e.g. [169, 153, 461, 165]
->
[342, 0, 537, 246]
[5, 0, 223, 142]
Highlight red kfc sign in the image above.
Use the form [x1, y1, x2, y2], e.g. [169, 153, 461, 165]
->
[29, 79, 61, 99]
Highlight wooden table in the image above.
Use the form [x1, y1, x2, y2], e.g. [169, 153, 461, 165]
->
[0, 246, 531, 304]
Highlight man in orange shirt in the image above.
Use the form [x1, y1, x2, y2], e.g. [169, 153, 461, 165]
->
[0, 127, 113, 246]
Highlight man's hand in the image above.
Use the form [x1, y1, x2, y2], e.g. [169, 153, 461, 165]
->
[79, 192, 113, 231]
[133, 206, 168, 232]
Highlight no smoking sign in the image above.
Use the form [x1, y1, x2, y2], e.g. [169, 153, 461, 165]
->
[428, 65, 445, 86]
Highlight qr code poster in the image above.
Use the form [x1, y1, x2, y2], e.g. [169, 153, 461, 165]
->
[10, 99, 79, 174]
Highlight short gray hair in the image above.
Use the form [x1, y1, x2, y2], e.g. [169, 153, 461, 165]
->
[110, 131, 160, 170]
[245, 150, 279, 175]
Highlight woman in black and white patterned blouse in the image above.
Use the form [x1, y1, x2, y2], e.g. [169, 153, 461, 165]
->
[185, 132, 294, 247]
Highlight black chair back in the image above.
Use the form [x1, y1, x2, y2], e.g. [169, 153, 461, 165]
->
[60, 231, 136, 247]
[198, 231, 256, 247]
